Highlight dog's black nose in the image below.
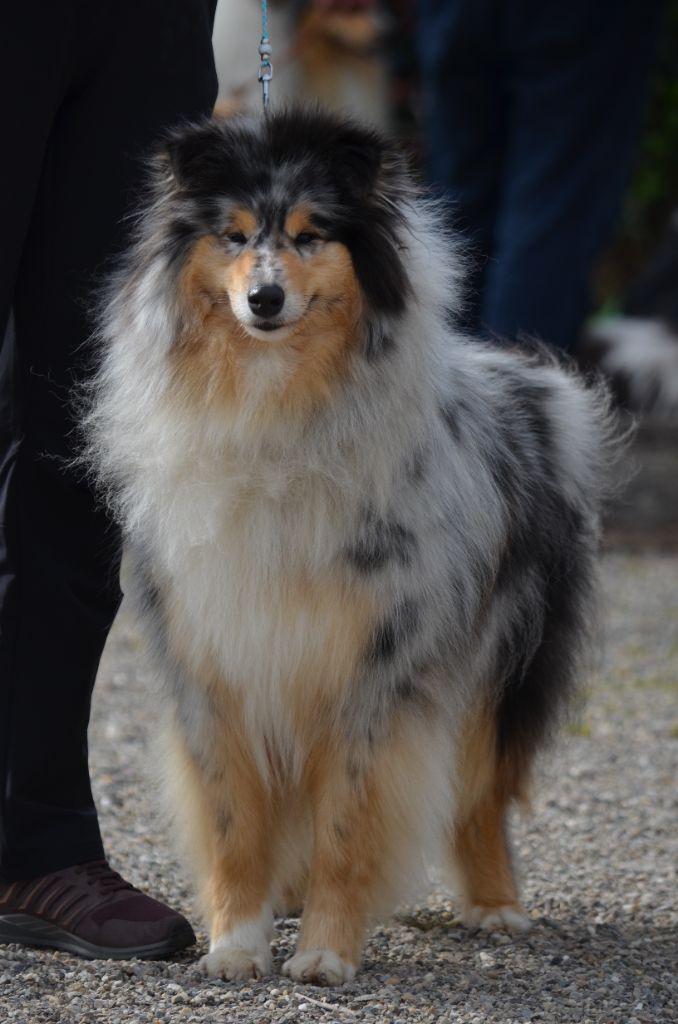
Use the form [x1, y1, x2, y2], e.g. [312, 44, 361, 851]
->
[248, 284, 285, 319]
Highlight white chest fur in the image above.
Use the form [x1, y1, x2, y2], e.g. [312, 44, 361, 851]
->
[147, 454, 374, 720]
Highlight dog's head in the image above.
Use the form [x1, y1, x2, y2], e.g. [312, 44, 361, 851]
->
[154, 108, 412, 346]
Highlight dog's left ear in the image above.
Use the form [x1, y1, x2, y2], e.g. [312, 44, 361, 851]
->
[163, 131, 204, 186]
[330, 125, 404, 201]
[332, 133, 382, 198]
[326, 122, 411, 317]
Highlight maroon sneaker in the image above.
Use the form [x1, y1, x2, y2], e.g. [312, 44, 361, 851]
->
[0, 860, 195, 959]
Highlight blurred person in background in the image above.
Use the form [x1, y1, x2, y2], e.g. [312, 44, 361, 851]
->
[415, 0, 665, 352]
[0, 0, 217, 959]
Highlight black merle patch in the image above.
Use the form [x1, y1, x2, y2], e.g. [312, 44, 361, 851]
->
[346, 510, 417, 573]
[494, 499, 592, 762]
[439, 402, 461, 441]
[405, 444, 429, 484]
[486, 439, 524, 515]
[439, 395, 477, 445]
[364, 321, 395, 362]
[388, 668, 435, 717]
[367, 598, 420, 664]
[481, 377, 557, 524]
[506, 376, 554, 475]
[350, 658, 437, 747]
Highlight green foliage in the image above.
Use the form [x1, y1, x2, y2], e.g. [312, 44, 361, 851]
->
[622, 1, 678, 240]
[600, 2, 678, 300]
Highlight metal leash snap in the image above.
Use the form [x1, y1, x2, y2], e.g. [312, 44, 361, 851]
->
[258, 40, 273, 110]
[258, 1, 273, 112]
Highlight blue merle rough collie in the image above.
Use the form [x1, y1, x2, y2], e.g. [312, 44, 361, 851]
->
[85, 108, 616, 985]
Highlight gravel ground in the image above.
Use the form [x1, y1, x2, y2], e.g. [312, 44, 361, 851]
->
[1, 551, 676, 1024]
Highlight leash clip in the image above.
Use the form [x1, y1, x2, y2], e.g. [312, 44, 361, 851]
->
[258, 39, 273, 110]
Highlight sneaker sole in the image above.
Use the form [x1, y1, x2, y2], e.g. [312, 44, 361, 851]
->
[0, 913, 196, 960]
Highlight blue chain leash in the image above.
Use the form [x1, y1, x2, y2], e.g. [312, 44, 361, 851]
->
[258, 0, 273, 111]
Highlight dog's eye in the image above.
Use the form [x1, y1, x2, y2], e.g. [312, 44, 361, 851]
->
[295, 232, 319, 247]
[227, 232, 247, 245]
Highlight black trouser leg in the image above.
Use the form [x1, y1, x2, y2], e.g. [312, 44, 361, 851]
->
[0, 0, 217, 881]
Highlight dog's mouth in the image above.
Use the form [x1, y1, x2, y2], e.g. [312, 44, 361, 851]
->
[245, 318, 298, 342]
[253, 320, 286, 333]
[244, 296, 318, 338]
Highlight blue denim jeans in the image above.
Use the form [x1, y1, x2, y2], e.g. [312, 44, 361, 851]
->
[416, 0, 664, 350]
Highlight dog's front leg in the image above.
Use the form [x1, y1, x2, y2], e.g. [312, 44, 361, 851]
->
[282, 744, 381, 985]
[169, 711, 276, 981]
[199, 747, 276, 981]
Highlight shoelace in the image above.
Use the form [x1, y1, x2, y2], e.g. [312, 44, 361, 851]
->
[74, 860, 136, 895]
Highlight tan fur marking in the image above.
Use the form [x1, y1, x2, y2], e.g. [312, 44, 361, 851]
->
[452, 709, 526, 909]
[166, 697, 276, 940]
[156, 585, 283, 937]
[179, 235, 234, 317]
[455, 709, 498, 816]
[164, 729, 213, 899]
[282, 573, 377, 735]
[284, 207, 315, 239]
[297, 718, 440, 968]
[173, 233, 364, 424]
[297, 739, 385, 966]
[454, 798, 519, 910]
[160, 564, 447, 970]
[157, 567, 378, 947]
[206, 749, 273, 940]
[228, 209, 257, 238]
[226, 248, 259, 302]
[275, 243, 363, 417]
[172, 236, 257, 409]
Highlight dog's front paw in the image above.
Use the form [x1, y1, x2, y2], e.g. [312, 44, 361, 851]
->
[282, 949, 356, 985]
[200, 945, 272, 981]
[461, 903, 531, 933]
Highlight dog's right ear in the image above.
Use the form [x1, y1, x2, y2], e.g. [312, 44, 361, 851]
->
[159, 121, 226, 191]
